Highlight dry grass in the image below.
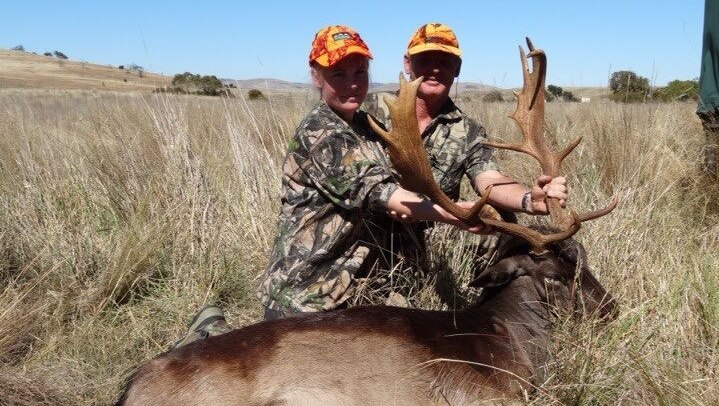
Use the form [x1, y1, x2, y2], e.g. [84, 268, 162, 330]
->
[0, 86, 717, 405]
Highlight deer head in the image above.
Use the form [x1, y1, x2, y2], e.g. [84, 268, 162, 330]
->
[470, 231, 618, 320]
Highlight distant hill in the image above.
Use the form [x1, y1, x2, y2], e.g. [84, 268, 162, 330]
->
[223, 78, 311, 92]
[223, 78, 500, 94]
[368, 81, 499, 94]
[0, 48, 171, 92]
[0, 48, 607, 99]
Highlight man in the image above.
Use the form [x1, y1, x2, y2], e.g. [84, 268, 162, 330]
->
[364, 23, 568, 304]
[368, 24, 565, 219]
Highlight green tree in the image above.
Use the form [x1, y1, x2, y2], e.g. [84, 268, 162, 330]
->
[53, 50, 68, 59]
[653, 79, 699, 102]
[168, 72, 225, 96]
[609, 70, 650, 103]
[11, 45, 25, 52]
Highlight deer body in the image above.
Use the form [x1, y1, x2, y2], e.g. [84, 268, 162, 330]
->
[117, 237, 614, 406]
[120, 307, 523, 406]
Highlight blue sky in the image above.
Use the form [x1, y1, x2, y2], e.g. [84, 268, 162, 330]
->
[0, 1, 705, 88]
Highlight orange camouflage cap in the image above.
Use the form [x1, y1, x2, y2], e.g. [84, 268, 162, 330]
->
[309, 25, 373, 67]
[406, 23, 461, 57]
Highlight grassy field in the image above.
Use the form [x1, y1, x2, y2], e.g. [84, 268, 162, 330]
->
[0, 85, 717, 405]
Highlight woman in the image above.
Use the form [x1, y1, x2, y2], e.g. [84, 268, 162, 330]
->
[176, 25, 447, 343]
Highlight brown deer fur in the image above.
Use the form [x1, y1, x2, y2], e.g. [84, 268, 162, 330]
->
[115, 235, 616, 406]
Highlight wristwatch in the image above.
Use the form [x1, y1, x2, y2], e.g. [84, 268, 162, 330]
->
[521, 191, 532, 212]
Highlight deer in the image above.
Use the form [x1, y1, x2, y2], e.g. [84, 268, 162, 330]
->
[114, 39, 618, 406]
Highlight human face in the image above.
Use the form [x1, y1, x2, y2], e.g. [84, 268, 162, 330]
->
[404, 51, 460, 99]
[312, 54, 369, 122]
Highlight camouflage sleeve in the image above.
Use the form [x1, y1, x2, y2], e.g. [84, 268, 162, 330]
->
[292, 117, 395, 212]
[464, 118, 498, 184]
[366, 181, 399, 213]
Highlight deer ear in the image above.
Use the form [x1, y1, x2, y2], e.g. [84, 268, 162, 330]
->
[469, 255, 535, 288]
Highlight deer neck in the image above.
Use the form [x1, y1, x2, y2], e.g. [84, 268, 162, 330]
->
[471, 276, 554, 376]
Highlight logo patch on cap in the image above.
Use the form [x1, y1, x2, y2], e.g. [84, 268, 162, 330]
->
[332, 32, 352, 41]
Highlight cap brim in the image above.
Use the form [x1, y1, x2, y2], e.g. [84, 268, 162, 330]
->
[315, 46, 372, 67]
[343, 46, 373, 60]
[407, 43, 461, 57]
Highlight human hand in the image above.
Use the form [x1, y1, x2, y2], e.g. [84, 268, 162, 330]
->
[454, 201, 494, 234]
[462, 222, 494, 235]
[530, 175, 568, 214]
[458, 219, 494, 235]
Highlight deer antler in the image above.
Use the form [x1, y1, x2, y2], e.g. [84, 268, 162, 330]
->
[368, 73, 496, 226]
[481, 38, 618, 252]
[368, 39, 617, 255]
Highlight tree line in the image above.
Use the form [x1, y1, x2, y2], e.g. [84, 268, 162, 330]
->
[482, 70, 698, 104]
[608, 70, 698, 103]
[11, 44, 68, 59]
[11, 44, 694, 103]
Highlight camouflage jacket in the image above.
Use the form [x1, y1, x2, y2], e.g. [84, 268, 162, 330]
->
[259, 98, 497, 313]
[365, 92, 498, 198]
[258, 102, 400, 313]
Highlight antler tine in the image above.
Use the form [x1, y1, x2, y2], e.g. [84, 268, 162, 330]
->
[368, 73, 496, 226]
[483, 38, 581, 229]
[479, 38, 618, 253]
[483, 212, 582, 255]
[576, 196, 619, 222]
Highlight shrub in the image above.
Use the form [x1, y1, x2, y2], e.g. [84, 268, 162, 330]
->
[562, 91, 580, 102]
[43, 52, 53, 57]
[547, 84, 564, 98]
[169, 72, 224, 96]
[11, 45, 25, 52]
[156, 72, 231, 97]
[481, 90, 504, 103]
[248, 89, 266, 100]
[652, 79, 699, 102]
[126, 64, 145, 77]
[53, 50, 68, 59]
